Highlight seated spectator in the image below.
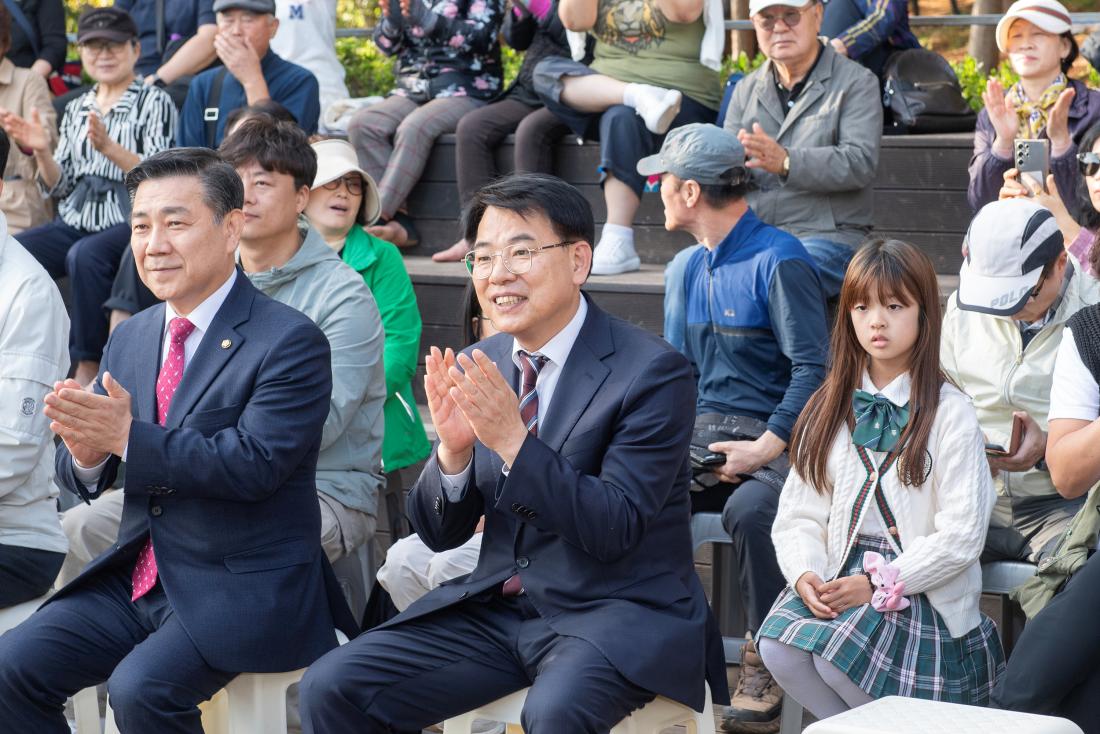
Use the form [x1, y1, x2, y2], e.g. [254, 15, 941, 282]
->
[116, 0, 219, 109]
[57, 119, 386, 587]
[0, 6, 176, 387]
[762, 238, 1004, 719]
[432, 0, 575, 262]
[968, 0, 1100, 214]
[991, 265, 1100, 733]
[0, 3, 57, 233]
[721, 0, 881, 300]
[271, 0, 349, 116]
[177, 0, 320, 148]
[1001, 122, 1100, 277]
[820, 0, 919, 81]
[639, 124, 828, 732]
[0, 147, 358, 732]
[299, 172, 728, 732]
[0, 129, 69, 608]
[5, 0, 65, 80]
[347, 0, 505, 248]
[306, 138, 431, 486]
[532, 0, 723, 275]
[941, 198, 1099, 565]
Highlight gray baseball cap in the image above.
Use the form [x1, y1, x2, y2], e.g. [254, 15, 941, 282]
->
[213, 0, 276, 13]
[957, 198, 1064, 316]
[636, 124, 748, 185]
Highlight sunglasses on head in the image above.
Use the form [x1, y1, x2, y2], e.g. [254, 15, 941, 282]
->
[1078, 152, 1100, 178]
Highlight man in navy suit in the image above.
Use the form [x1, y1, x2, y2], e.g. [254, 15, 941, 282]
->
[300, 173, 727, 733]
[0, 148, 358, 734]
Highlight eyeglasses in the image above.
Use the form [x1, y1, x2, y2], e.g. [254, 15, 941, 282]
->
[1078, 152, 1100, 179]
[321, 175, 364, 196]
[78, 40, 129, 57]
[464, 241, 577, 279]
[752, 4, 813, 31]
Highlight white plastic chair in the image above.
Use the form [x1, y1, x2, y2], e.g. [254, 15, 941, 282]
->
[95, 630, 349, 734]
[442, 681, 717, 734]
[802, 695, 1083, 733]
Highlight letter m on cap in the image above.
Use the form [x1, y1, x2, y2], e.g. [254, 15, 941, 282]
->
[289, 4, 304, 18]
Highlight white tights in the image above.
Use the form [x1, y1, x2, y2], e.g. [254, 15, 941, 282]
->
[757, 637, 874, 719]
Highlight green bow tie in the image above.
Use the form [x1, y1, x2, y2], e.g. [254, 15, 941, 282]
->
[852, 389, 910, 453]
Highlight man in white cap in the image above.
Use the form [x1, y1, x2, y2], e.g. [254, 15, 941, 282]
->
[720, 0, 881, 301]
[941, 198, 1100, 568]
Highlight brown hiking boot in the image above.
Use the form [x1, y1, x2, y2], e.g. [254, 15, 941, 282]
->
[720, 637, 783, 733]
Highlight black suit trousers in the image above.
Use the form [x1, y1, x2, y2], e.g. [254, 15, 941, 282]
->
[300, 590, 655, 734]
[991, 550, 1100, 734]
[0, 566, 235, 734]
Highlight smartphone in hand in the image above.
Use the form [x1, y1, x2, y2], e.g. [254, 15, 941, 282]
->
[985, 413, 1026, 457]
[1014, 139, 1050, 195]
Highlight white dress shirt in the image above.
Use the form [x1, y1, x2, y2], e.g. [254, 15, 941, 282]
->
[73, 270, 238, 483]
[440, 296, 589, 496]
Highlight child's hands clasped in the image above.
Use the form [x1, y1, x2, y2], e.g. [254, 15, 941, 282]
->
[817, 574, 873, 615]
[795, 572, 835, 619]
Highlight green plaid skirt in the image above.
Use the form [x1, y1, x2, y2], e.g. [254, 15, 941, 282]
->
[758, 535, 1005, 704]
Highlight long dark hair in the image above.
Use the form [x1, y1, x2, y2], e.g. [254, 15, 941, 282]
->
[1073, 123, 1100, 274]
[789, 238, 945, 492]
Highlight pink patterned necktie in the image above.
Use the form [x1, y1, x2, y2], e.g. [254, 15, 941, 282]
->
[502, 351, 547, 597]
[132, 317, 195, 602]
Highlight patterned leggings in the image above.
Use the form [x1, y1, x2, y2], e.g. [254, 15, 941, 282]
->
[758, 636, 873, 719]
[348, 94, 483, 221]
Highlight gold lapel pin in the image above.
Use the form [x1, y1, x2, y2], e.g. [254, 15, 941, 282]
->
[221, 339, 232, 349]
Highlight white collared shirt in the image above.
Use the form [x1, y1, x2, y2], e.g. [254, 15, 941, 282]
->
[73, 270, 238, 481]
[441, 295, 589, 494]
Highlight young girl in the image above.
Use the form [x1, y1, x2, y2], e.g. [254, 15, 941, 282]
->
[757, 238, 1005, 718]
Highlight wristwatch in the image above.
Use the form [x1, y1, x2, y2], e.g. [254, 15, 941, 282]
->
[147, 73, 166, 88]
[781, 152, 791, 178]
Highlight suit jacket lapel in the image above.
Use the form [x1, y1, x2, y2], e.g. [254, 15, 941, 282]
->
[132, 303, 166, 424]
[164, 273, 254, 428]
[538, 298, 613, 453]
[776, 50, 832, 141]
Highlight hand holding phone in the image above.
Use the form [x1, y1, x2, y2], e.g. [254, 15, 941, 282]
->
[1014, 139, 1050, 196]
[985, 413, 1026, 457]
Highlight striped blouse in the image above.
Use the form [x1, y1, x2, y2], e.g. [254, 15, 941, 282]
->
[46, 79, 176, 232]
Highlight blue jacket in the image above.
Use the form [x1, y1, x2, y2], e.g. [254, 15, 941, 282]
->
[389, 298, 729, 711]
[684, 208, 829, 442]
[177, 50, 320, 148]
[51, 273, 359, 672]
[834, 0, 919, 62]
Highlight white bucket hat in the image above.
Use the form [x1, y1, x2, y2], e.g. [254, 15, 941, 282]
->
[310, 139, 382, 226]
[996, 0, 1072, 53]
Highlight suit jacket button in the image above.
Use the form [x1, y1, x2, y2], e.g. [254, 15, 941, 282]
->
[516, 556, 530, 569]
[151, 506, 163, 517]
[526, 511, 537, 519]
[510, 503, 520, 512]
[434, 497, 443, 515]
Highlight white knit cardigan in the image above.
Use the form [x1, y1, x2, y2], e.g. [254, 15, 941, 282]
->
[771, 372, 997, 638]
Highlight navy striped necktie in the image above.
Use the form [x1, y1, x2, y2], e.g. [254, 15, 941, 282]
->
[502, 350, 548, 598]
[517, 350, 548, 437]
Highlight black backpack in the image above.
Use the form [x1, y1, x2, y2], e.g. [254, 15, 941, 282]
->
[882, 48, 976, 135]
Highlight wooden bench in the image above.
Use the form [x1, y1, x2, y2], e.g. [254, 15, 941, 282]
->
[403, 132, 975, 403]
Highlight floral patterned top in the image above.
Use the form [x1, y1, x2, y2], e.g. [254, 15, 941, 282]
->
[373, 0, 504, 102]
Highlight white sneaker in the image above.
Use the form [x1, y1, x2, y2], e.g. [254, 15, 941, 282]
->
[629, 85, 682, 134]
[591, 230, 641, 275]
